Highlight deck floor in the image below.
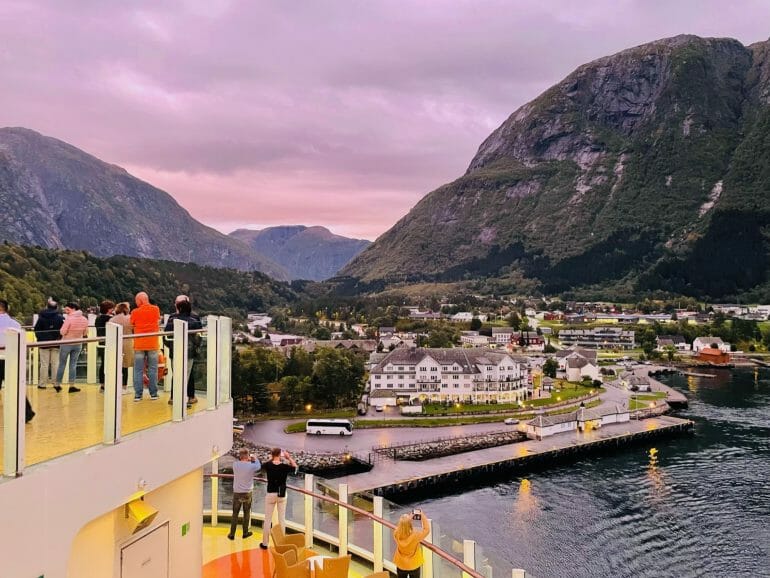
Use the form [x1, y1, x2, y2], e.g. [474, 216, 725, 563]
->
[0, 383, 208, 470]
[202, 524, 375, 577]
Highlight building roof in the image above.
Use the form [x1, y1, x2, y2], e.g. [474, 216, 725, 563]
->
[492, 327, 514, 334]
[554, 348, 598, 362]
[695, 336, 724, 344]
[526, 412, 578, 427]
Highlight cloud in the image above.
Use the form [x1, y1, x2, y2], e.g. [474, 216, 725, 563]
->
[1, 0, 769, 239]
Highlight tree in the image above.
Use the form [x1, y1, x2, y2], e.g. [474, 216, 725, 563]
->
[313, 326, 332, 340]
[543, 358, 558, 378]
[312, 347, 365, 408]
[664, 345, 676, 363]
[508, 312, 522, 330]
[277, 375, 310, 412]
[284, 347, 313, 379]
[470, 317, 482, 331]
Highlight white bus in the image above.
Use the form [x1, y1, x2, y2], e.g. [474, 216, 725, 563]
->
[306, 419, 354, 436]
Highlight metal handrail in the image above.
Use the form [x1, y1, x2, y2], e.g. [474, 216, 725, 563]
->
[25, 328, 206, 349]
[206, 473, 485, 578]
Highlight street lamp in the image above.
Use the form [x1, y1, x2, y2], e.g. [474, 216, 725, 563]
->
[305, 404, 312, 413]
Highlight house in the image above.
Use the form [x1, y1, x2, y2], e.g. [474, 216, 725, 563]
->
[378, 326, 397, 337]
[460, 331, 491, 347]
[265, 333, 305, 347]
[697, 347, 731, 365]
[555, 348, 598, 371]
[450, 312, 489, 323]
[491, 327, 514, 345]
[511, 331, 545, 351]
[656, 335, 689, 352]
[620, 372, 652, 392]
[409, 310, 443, 320]
[565, 356, 600, 382]
[525, 412, 578, 439]
[692, 336, 730, 353]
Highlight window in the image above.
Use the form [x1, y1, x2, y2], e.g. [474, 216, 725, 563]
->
[398, 366, 403, 371]
[387, 384, 393, 388]
[453, 383, 459, 388]
[375, 375, 381, 380]
[399, 374, 404, 380]
[431, 367, 437, 372]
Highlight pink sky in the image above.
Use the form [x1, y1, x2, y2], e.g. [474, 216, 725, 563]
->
[1, 1, 769, 240]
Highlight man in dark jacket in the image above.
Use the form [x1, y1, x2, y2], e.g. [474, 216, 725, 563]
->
[33, 298, 64, 389]
[94, 300, 114, 391]
[164, 296, 203, 408]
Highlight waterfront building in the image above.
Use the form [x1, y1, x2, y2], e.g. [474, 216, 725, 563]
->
[697, 347, 731, 365]
[558, 327, 636, 349]
[692, 336, 731, 353]
[526, 405, 630, 439]
[460, 331, 491, 347]
[367, 347, 528, 406]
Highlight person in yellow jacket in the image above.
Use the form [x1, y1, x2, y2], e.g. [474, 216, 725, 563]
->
[393, 509, 431, 578]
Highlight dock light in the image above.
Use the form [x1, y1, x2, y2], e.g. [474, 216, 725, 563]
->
[556, 396, 561, 402]
[590, 390, 594, 395]
[649, 402, 655, 408]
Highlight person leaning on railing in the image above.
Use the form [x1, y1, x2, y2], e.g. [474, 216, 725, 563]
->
[393, 509, 431, 578]
[54, 302, 89, 394]
[33, 298, 64, 389]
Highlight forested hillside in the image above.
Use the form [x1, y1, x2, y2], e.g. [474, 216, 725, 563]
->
[0, 243, 297, 320]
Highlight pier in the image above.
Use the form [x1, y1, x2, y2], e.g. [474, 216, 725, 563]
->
[331, 415, 693, 497]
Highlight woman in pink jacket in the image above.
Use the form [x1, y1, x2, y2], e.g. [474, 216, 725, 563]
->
[54, 302, 89, 393]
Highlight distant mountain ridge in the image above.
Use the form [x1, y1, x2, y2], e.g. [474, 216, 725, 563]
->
[0, 127, 289, 280]
[343, 35, 770, 300]
[229, 225, 370, 281]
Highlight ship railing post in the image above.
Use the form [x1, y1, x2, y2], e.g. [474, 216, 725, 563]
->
[373, 496, 384, 572]
[206, 316, 220, 409]
[172, 319, 188, 422]
[422, 516, 434, 578]
[29, 328, 39, 386]
[512, 569, 527, 578]
[304, 474, 315, 549]
[338, 483, 349, 556]
[87, 313, 97, 384]
[3, 329, 25, 477]
[218, 316, 232, 404]
[211, 458, 219, 526]
[463, 539, 476, 578]
[103, 322, 123, 444]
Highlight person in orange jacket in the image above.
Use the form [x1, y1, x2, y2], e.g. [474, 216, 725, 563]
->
[130, 292, 161, 401]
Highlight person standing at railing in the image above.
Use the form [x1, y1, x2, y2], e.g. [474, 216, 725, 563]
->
[259, 447, 298, 550]
[33, 298, 64, 389]
[95, 300, 114, 392]
[393, 509, 431, 578]
[0, 299, 35, 422]
[54, 302, 89, 394]
[112, 302, 133, 392]
[164, 296, 202, 408]
[130, 292, 161, 402]
[228, 448, 262, 540]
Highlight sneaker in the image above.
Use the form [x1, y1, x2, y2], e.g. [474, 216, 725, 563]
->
[68, 386, 81, 393]
[99, 386, 104, 393]
[25, 411, 35, 423]
[186, 402, 193, 409]
[122, 388, 130, 395]
[133, 397, 142, 402]
[168, 398, 174, 405]
[150, 394, 160, 400]
[242, 531, 253, 539]
[37, 384, 47, 390]
[227, 534, 235, 541]
[259, 543, 268, 550]
[188, 397, 199, 405]
[53, 385, 62, 393]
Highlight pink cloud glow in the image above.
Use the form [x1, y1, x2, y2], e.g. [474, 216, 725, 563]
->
[1, 1, 769, 240]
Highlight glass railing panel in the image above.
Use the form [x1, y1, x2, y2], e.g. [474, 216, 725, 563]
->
[121, 333, 174, 436]
[285, 480, 305, 528]
[347, 492, 374, 555]
[313, 478, 341, 542]
[380, 493, 404, 564]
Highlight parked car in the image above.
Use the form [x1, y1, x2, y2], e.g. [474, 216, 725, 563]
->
[375, 406, 384, 412]
[504, 418, 520, 425]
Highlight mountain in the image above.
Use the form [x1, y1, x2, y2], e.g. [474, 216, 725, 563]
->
[342, 35, 770, 300]
[0, 243, 298, 319]
[0, 127, 289, 280]
[229, 225, 370, 281]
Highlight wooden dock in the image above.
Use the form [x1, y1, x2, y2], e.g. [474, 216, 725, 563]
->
[331, 415, 693, 497]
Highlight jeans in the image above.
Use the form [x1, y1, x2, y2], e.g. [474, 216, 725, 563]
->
[261, 492, 287, 546]
[38, 346, 59, 385]
[55, 344, 82, 385]
[397, 569, 421, 578]
[230, 491, 253, 536]
[133, 350, 159, 398]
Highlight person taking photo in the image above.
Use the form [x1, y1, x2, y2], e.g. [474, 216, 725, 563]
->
[393, 509, 431, 578]
[259, 447, 297, 550]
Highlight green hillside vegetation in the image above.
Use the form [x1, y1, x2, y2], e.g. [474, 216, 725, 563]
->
[0, 243, 297, 320]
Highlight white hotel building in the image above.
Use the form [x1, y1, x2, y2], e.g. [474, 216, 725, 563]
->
[368, 347, 528, 405]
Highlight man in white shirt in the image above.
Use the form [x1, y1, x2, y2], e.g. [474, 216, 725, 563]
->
[228, 448, 262, 540]
[0, 299, 34, 422]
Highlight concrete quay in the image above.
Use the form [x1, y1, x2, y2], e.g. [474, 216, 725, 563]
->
[330, 415, 693, 497]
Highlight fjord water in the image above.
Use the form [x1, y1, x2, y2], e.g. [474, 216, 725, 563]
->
[411, 368, 770, 578]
